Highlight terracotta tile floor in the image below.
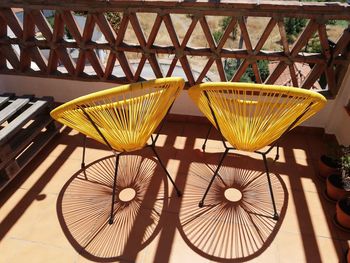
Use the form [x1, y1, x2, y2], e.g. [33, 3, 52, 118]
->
[0, 120, 349, 263]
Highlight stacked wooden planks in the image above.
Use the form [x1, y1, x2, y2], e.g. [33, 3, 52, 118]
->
[0, 94, 60, 191]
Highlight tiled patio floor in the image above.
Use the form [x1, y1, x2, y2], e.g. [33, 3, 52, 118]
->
[0, 120, 349, 262]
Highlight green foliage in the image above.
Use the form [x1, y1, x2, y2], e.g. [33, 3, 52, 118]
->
[219, 17, 237, 41]
[306, 35, 322, 53]
[212, 16, 237, 46]
[284, 18, 307, 43]
[105, 12, 122, 31]
[223, 59, 269, 82]
[341, 147, 350, 176]
[46, 15, 72, 39]
[256, 60, 270, 82]
[213, 30, 223, 45]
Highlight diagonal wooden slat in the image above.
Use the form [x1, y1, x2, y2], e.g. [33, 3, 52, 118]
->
[56, 47, 75, 75]
[133, 56, 147, 80]
[180, 16, 198, 49]
[93, 13, 116, 44]
[277, 20, 290, 55]
[104, 52, 116, 79]
[265, 61, 287, 84]
[29, 47, 47, 72]
[30, 10, 53, 41]
[0, 15, 6, 67]
[47, 12, 64, 73]
[199, 16, 216, 50]
[86, 50, 104, 78]
[60, 10, 82, 43]
[145, 14, 164, 78]
[20, 10, 35, 72]
[115, 14, 129, 45]
[166, 58, 178, 77]
[146, 15, 162, 49]
[255, 18, 276, 52]
[128, 13, 146, 46]
[252, 62, 262, 83]
[217, 17, 237, 52]
[76, 14, 95, 77]
[114, 14, 134, 81]
[166, 16, 197, 78]
[196, 58, 214, 83]
[267, 20, 318, 85]
[238, 17, 253, 51]
[216, 59, 226, 81]
[318, 23, 336, 93]
[232, 59, 250, 82]
[0, 8, 23, 39]
[130, 12, 162, 79]
[332, 26, 350, 57]
[289, 64, 299, 87]
[301, 63, 324, 89]
[237, 17, 261, 82]
[290, 20, 319, 57]
[0, 45, 20, 70]
[163, 13, 195, 85]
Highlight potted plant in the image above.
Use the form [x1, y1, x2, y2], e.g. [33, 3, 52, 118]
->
[335, 195, 350, 230]
[319, 141, 341, 178]
[326, 146, 350, 201]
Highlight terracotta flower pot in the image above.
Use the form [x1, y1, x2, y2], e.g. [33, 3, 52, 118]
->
[336, 196, 350, 230]
[347, 249, 350, 263]
[319, 155, 339, 179]
[326, 173, 350, 201]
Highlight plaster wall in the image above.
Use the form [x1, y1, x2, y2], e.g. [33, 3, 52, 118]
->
[0, 74, 349, 145]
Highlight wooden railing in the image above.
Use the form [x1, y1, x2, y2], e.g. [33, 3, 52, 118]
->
[0, 0, 349, 97]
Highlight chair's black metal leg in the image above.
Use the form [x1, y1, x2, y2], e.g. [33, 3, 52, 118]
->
[199, 148, 229, 208]
[109, 152, 121, 225]
[275, 143, 280, 161]
[150, 146, 182, 197]
[202, 125, 212, 152]
[81, 134, 87, 169]
[262, 153, 279, 220]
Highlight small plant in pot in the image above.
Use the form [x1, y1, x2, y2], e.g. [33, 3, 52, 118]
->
[335, 195, 350, 230]
[319, 142, 341, 178]
[326, 146, 350, 201]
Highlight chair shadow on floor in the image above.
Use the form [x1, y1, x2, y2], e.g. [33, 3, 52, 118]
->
[177, 152, 289, 262]
[56, 153, 170, 262]
[57, 147, 288, 262]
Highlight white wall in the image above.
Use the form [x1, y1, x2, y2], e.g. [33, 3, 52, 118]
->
[324, 67, 350, 146]
[0, 73, 349, 145]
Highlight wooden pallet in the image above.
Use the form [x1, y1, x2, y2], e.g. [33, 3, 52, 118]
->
[0, 94, 60, 191]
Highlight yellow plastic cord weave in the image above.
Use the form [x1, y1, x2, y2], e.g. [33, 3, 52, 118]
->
[189, 82, 326, 152]
[51, 78, 185, 152]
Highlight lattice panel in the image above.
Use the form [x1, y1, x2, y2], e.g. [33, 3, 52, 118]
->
[0, 1, 349, 97]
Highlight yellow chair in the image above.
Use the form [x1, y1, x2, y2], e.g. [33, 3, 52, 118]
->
[51, 77, 185, 224]
[189, 82, 326, 220]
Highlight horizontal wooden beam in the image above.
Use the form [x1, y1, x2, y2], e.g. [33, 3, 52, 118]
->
[1, 0, 350, 19]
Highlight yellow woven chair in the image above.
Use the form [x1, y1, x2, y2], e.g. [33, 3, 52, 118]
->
[189, 82, 326, 220]
[51, 77, 185, 224]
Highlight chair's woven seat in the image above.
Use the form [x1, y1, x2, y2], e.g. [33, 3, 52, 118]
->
[51, 78, 184, 152]
[189, 82, 326, 152]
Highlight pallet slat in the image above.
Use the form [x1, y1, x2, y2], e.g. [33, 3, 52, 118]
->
[0, 98, 29, 125]
[0, 94, 60, 191]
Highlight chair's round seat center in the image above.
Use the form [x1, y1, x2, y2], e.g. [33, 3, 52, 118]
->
[224, 188, 242, 202]
[119, 188, 136, 202]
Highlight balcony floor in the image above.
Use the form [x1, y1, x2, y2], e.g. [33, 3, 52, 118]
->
[0, 120, 349, 262]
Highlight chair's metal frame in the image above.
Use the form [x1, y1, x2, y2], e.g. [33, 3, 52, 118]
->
[200, 91, 313, 221]
[80, 106, 181, 225]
